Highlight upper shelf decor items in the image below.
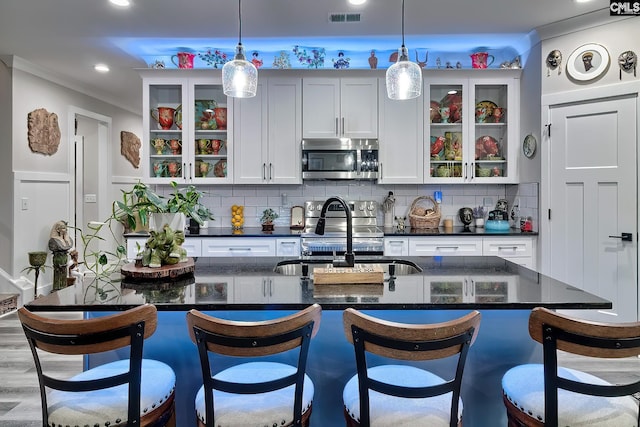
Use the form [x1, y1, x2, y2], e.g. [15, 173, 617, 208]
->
[566, 43, 610, 82]
[27, 108, 61, 155]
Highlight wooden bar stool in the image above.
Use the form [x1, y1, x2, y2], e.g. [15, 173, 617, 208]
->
[18, 304, 176, 427]
[186, 304, 321, 427]
[342, 308, 481, 427]
[502, 307, 640, 426]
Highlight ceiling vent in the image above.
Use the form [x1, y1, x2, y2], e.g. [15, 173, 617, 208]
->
[328, 13, 361, 23]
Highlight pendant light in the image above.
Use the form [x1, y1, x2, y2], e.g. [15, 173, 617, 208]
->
[385, 0, 422, 100]
[222, 0, 257, 98]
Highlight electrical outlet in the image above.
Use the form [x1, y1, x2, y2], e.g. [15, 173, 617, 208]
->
[21, 197, 29, 210]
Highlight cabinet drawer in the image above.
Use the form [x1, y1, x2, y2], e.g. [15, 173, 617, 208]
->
[182, 238, 202, 257]
[202, 238, 276, 257]
[276, 238, 301, 257]
[384, 237, 409, 257]
[408, 238, 483, 256]
[482, 238, 533, 258]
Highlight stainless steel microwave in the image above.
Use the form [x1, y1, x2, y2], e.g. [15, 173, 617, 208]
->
[301, 138, 379, 180]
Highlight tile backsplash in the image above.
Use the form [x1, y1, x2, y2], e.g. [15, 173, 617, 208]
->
[155, 182, 539, 231]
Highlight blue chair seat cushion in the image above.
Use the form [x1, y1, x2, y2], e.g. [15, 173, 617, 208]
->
[195, 361, 314, 427]
[47, 358, 176, 426]
[343, 365, 463, 427]
[502, 363, 638, 426]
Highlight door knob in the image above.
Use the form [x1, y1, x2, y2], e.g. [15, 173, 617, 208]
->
[608, 232, 633, 242]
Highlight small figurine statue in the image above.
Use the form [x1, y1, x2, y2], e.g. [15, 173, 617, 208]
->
[368, 50, 378, 69]
[48, 220, 73, 291]
[395, 216, 407, 231]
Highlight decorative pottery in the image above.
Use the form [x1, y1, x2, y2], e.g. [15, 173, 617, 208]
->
[458, 207, 473, 227]
[213, 107, 227, 130]
[199, 161, 213, 177]
[153, 138, 165, 154]
[171, 52, 195, 69]
[174, 104, 182, 129]
[194, 100, 217, 130]
[440, 93, 462, 123]
[197, 139, 210, 154]
[151, 107, 175, 130]
[153, 161, 166, 177]
[169, 139, 181, 155]
[439, 106, 450, 123]
[214, 160, 227, 178]
[470, 52, 495, 69]
[167, 161, 181, 178]
[210, 139, 223, 155]
[429, 101, 441, 123]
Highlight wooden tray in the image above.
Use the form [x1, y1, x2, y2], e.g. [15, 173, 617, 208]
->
[313, 265, 384, 285]
[121, 258, 195, 281]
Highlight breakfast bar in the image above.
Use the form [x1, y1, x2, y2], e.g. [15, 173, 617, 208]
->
[26, 256, 610, 427]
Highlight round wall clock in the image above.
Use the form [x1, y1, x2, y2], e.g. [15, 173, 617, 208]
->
[523, 134, 537, 158]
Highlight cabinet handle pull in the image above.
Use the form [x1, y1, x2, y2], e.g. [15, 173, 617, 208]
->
[464, 162, 468, 180]
[229, 247, 252, 251]
[269, 278, 273, 297]
[269, 163, 273, 181]
[335, 118, 339, 136]
[436, 246, 460, 250]
[262, 278, 266, 297]
[379, 163, 383, 180]
[497, 246, 519, 251]
[341, 117, 345, 135]
[262, 163, 266, 180]
[464, 278, 468, 296]
[470, 162, 475, 180]
[189, 162, 192, 180]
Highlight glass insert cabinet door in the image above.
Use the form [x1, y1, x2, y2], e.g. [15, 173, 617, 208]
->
[146, 83, 185, 182]
[427, 81, 465, 181]
[191, 83, 229, 182]
[425, 75, 518, 184]
[143, 75, 232, 184]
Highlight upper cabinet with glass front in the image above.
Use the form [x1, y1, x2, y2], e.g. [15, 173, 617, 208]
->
[425, 71, 519, 183]
[140, 70, 232, 184]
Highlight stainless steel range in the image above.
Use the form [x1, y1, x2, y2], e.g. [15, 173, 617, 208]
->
[301, 199, 384, 256]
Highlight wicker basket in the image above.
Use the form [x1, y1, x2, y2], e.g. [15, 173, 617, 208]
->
[409, 196, 441, 229]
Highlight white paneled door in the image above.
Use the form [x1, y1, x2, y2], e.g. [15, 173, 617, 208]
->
[548, 94, 637, 322]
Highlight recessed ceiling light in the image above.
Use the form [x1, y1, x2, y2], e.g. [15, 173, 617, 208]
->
[574, 0, 593, 3]
[109, 0, 130, 7]
[348, 0, 367, 5]
[94, 64, 110, 73]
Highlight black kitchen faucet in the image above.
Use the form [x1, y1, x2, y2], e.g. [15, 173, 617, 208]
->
[314, 196, 355, 268]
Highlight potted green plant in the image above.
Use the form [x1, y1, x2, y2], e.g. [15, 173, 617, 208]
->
[114, 181, 166, 233]
[152, 181, 215, 232]
[260, 208, 279, 232]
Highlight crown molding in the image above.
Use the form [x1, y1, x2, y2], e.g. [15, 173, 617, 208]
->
[534, 8, 633, 41]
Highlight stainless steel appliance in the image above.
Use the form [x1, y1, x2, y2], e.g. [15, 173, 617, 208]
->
[301, 199, 384, 255]
[302, 138, 379, 180]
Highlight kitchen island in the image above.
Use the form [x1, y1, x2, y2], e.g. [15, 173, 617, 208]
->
[26, 256, 609, 427]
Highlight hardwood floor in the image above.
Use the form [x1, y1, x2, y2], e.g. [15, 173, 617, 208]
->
[1, 310, 639, 426]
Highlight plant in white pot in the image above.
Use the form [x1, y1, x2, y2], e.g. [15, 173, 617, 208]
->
[472, 206, 486, 228]
[151, 181, 214, 232]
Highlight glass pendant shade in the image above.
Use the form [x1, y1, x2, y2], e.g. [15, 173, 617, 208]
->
[386, 46, 422, 100]
[222, 43, 257, 98]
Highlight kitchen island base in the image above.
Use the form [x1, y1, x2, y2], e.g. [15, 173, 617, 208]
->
[88, 309, 541, 427]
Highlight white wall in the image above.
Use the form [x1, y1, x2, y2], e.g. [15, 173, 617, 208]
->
[0, 61, 12, 273]
[541, 18, 640, 95]
[9, 58, 143, 280]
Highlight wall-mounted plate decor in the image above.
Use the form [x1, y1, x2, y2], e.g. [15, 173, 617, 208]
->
[523, 134, 537, 158]
[566, 43, 610, 81]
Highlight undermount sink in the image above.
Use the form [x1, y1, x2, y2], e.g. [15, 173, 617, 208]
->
[273, 259, 423, 276]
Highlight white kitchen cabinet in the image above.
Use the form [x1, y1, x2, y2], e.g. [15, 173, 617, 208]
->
[276, 238, 301, 257]
[408, 237, 483, 257]
[234, 77, 302, 184]
[384, 237, 409, 257]
[302, 77, 378, 138]
[377, 79, 424, 183]
[140, 70, 233, 184]
[201, 238, 276, 257]
[233, 276, 301, 303]
[483, 236, 536, 269]
[425, 71, 519, 184]
[425, 274, 518, 303]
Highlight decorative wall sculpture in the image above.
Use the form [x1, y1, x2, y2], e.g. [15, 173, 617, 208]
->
[27, 108, 61, 155]
[120, 130, 141, 168]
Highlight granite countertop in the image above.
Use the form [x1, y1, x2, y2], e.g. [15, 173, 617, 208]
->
[26, 256, 607, 312]
[125, 226, 537, 238]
